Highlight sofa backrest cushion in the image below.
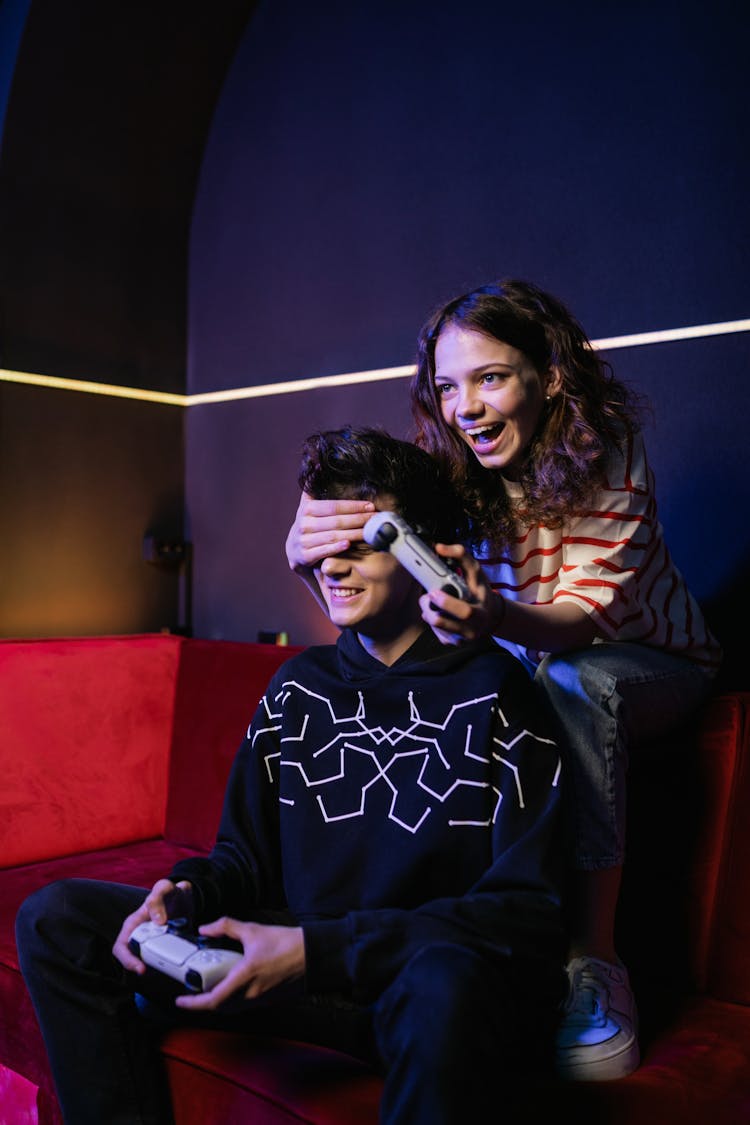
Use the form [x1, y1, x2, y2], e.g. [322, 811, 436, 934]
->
[620, 692, 750, 1016]
[705, 692, 750, 1004]
[164, 640, 302, 853]
[0, 635, 180, 868]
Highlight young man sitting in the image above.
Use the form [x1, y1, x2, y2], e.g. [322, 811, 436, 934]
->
[17, 427, 565, 1125]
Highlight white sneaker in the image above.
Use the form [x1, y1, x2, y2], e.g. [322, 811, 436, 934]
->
[555, 955, 640, 1081]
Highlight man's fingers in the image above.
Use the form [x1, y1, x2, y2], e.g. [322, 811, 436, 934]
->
[198, 916, 241, 940]
[175, 962, 252, 1011]
[112, 904, 151, 972]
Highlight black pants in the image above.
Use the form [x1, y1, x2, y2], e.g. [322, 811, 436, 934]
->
[16, 879, 561, 1124]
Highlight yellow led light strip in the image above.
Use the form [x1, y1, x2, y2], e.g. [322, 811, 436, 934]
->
[186, 363, 416, 405]
[2, 317, 749, 407]
[591, 318, 750, 350]
[0, 368, 187, 405]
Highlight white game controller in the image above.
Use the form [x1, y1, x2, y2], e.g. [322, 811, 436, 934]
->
[128, 920, 242, 993]
[364, 511, 474, 601]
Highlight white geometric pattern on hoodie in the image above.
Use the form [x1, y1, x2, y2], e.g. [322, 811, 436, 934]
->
[250, 681, 560, 835]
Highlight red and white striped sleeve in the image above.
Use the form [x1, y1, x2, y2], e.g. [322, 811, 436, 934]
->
[552, 431, 656, 636]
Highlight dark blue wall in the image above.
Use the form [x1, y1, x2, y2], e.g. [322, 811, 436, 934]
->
[189, 0, 748, 388]
[186, 0, 749, 678]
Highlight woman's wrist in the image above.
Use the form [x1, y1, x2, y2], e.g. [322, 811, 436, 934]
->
[491, 591, 507, 633]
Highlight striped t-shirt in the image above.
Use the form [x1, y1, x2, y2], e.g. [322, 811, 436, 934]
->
[476, 430, 722, 671]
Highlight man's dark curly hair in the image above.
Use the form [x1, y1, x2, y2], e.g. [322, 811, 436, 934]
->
[298, 426, 468, 546]
[410, 279, 642, 548]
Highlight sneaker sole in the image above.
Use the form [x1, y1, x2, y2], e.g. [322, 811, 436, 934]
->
[556, 1036, 640, 1082]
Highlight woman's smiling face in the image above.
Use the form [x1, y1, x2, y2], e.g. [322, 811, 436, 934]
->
[434, 324, 556, 478]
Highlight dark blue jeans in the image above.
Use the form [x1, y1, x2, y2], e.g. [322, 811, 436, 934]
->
[534, 642, 716, 869]
[16, 878, 562, 1124]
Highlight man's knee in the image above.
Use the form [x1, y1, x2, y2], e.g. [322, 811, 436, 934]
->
[391, 943, 485, 1010]
[16, 878, 138, 974]
[373, 945, 538, 1122]
[374, 943, 492, 1063]
[16, 879, 72, 949]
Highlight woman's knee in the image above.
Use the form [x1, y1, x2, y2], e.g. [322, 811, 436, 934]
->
[535, 652, 623, 767]
[535, 650, 617, 709]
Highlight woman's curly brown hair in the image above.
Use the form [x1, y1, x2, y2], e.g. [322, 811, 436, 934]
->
[409, 279, 642, 549]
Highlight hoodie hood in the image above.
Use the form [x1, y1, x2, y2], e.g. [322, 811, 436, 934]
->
[336, 626, 498, 684]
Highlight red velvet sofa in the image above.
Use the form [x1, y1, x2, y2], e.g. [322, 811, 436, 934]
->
[2, 634, 749, 1124]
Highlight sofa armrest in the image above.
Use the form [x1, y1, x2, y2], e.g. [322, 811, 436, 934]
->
[0, 636, 181, 868]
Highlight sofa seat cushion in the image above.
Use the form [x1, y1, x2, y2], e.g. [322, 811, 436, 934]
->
[163, 1028, 381, 1125]
[627, 995, 750, 1120]
[523, 994, 750, 1123]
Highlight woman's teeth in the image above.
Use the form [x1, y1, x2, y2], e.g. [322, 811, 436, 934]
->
[468, 423, 503, 445]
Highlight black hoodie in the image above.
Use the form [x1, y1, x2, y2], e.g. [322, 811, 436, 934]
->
[169, 628, 565, 1004]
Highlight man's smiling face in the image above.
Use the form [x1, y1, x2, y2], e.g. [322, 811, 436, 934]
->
[313, 494, 422, 638]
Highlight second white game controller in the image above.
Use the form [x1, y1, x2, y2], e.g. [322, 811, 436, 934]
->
[128, 920, 242, 993]
[364, 511, 474, 601]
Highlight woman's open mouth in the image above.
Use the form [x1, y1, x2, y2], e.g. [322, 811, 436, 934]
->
[464, 422, 505, 448]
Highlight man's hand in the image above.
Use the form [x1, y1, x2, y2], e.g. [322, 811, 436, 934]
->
[112, 879, 193, 975]
[175, 918, 305, 1011]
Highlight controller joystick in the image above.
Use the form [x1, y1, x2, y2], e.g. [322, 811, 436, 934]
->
[364, 511, 474, 602]
[367, 520, 398, 550]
